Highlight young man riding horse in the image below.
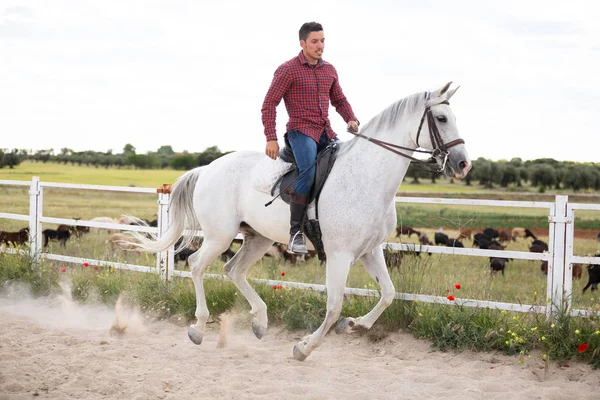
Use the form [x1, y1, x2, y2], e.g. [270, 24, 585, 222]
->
[261, 21, 360, 254]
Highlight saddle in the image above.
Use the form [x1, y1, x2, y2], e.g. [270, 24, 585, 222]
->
[269, 135, 339, 263]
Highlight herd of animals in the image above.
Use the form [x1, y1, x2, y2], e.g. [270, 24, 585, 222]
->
[1, 219, 599, 293]
[0, 216, 313, 267]
[393, 225, 600, 293]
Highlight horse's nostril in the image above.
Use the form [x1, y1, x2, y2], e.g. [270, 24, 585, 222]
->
[459, 161, 468, 170]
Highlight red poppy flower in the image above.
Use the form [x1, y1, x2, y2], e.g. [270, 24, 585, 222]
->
[447, 295, 455, 301]
[83, 262, 89, 267]
[273, 285, 278, 290]
[578, 343, 590, 353]
[564, 364, 569, 368]
[281, 272, 285, 277]
[454, 283, 461, 289]
[93, 266, 99, 271]
[60, 267, 66, 273]
[278, 285, 283, 289]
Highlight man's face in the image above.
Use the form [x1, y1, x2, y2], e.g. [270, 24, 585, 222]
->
[300, 31, 324, 64]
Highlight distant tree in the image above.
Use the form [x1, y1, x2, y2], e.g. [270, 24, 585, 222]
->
[171, 154, 197, 170]
[197, 146, 225, 166]
[156, 145, 175, 156]
[123, 144, 136, 155]
[530, 164, 556, 188]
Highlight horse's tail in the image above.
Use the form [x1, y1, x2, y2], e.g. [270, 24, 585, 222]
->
[130, 167, 204, 253]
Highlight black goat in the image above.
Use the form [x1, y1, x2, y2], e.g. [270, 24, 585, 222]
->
[582, 255, 600, 293]
[490, 257, 510, 276]
[42, 229, 70, 247]
[434, 232, 449, 246]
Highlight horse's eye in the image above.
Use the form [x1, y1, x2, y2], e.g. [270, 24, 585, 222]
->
[436, 115, 447, 123]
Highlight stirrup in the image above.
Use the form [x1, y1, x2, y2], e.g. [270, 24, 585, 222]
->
[288, 231, 308, 254]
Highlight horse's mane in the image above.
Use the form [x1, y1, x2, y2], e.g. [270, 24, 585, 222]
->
[338, 92, 426, 156]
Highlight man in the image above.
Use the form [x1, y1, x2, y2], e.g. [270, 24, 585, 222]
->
[261, 21, 359, 254]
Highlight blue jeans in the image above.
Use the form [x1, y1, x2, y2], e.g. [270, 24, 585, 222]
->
[286, 130, 330, 196]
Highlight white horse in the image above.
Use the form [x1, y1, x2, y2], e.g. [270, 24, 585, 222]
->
[132, 82, 471, 361]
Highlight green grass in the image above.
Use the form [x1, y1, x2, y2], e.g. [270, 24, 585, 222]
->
[0, 160, 184, 187]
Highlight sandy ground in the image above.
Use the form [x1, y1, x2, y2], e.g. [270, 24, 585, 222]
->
[1, 289, 599, 400]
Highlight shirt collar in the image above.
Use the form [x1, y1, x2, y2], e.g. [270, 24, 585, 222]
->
[298, 50, 323, 67]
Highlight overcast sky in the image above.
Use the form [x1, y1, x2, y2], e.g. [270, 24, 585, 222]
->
[1, 0, 598, 162]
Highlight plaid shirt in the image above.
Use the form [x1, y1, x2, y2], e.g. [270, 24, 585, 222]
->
[261, 51, 358, 142]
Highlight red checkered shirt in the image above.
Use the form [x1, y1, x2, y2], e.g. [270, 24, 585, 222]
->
[261, 51, 358, 142]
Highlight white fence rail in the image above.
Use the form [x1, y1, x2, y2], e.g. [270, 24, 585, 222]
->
[1, 176, 599, 321]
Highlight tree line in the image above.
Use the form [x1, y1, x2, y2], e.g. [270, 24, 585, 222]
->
[0, 144, 231, 171]
[2, 146, 600, 192]
[403, 157, 600, 192]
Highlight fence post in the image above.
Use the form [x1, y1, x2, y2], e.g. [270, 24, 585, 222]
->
[28, 176, 42, 262]
[546, 195, 569, 321]
[156, 186, 175, 280]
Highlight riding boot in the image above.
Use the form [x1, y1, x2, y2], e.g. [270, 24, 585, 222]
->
[288, 193, 309, 254]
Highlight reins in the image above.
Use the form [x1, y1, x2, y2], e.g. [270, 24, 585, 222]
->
[348, 99, 464, 173]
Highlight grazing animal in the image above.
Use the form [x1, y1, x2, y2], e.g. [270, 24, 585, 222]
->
[456, 227, 473, 241]
[582, 256, 600, 293]
[0, 227, 29, 246]
[483, 228, 499, 240]
[418, 233, 431, 246]
[446, 238, 464, 248]
[107, 233, 138, 251]
[395, 226, 420, 238]
[487, 241, 506, 251]
[122, 83, 471, 361]
[175, 247, 197, 267]
[434, 232, 449, 246]
[490, 257, 509, 276]
[383, 246, 403, 270]
[498, 230, 514, 243]
[540, 261, 583, 279]
[473, 232, 489, 244]
[512, 227, 537, 240]
[90, 217, 119, 234]
[57, 224, 90, 238]
[529, 239, 548, 253]
[42, 229, 70, 247]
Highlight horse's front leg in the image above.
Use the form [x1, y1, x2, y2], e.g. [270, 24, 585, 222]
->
[335, 245, 395, 334]
[293, 252, 354, 361]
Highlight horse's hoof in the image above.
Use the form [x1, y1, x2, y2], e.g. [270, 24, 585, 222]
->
[188, 327, 203, 345]
[252, 320, 266, 339]
[334, 317, 355, 334]
[293, 344, 308, 362]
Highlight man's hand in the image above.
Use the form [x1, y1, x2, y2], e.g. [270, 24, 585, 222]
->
[347, 120, 359, 134]
[265, 141, 279, 160]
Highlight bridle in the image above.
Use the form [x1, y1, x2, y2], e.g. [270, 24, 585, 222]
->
[347, 95, 465, 173]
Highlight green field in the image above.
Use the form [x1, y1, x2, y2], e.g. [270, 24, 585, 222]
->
[1, 161, 600, 312]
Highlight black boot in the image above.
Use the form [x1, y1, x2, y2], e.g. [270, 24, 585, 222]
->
[288, 193, 309, 254]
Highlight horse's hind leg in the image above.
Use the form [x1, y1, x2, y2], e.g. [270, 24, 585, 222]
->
[187, 238, 234, 345]
[336, 245, 395, 334]
[224, 227, 274, 339]
[293, 252, 354, 361]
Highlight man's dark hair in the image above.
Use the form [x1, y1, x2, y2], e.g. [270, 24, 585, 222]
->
[299, 22, 323, 41]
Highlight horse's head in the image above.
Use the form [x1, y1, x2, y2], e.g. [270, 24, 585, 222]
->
[415, 82, 471, 179]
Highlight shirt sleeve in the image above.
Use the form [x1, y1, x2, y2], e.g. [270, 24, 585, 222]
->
[329, 67, 357, 124]
[261, 64, 292, 141]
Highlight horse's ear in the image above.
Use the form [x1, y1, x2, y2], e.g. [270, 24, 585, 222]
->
[429, 81, 453, 99]
[446, 85, 460, 101]
[439, 81, 453, 96]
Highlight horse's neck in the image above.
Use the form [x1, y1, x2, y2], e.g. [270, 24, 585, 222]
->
[340, 124, 416, 202]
